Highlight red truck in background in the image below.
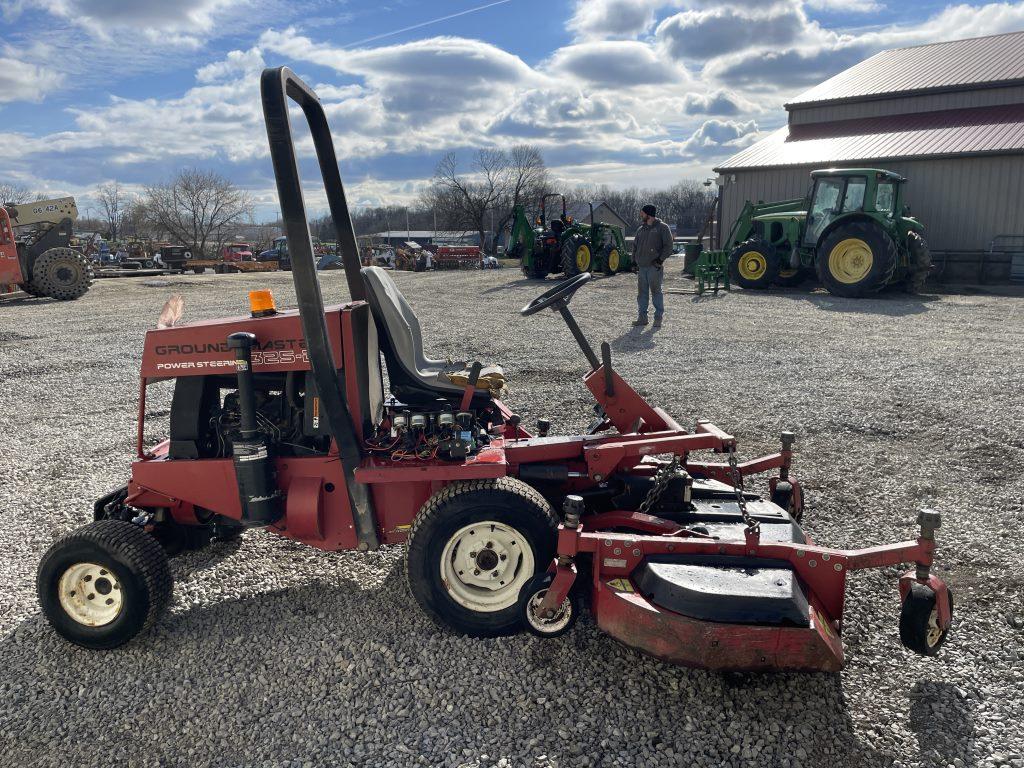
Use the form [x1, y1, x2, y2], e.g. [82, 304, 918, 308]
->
[220, 243, 254, 262]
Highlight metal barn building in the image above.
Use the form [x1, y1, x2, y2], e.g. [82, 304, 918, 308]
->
[714, 31, 1024, 282]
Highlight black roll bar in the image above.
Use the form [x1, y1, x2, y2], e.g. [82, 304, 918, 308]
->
[260, 66, 379, 550]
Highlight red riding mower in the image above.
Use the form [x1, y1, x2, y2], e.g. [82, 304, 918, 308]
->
[37, 68, 953, 671]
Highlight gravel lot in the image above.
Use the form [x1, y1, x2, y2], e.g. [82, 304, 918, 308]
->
[2, 267, 1023, 768]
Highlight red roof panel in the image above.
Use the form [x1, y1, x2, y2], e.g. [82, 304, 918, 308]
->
[715, 104, 1024, 170]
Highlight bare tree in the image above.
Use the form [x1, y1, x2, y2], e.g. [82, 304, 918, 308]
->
[143, 169, 254, 257]
[0, 182, 33, 205]
[493, 145, 549, 247]
[96, 182, 131, 241]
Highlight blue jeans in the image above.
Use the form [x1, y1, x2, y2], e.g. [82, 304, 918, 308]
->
[637, 265, 664, 319]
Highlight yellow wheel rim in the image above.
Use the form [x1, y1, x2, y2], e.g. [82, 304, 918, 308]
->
[738, 251, 767, 281]
[576, 245, 591, 271]
[608, 249, 620, 271]
[828, 238, 873, 284]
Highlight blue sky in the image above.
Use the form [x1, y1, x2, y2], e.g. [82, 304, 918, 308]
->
[2, 0, 1024, 220]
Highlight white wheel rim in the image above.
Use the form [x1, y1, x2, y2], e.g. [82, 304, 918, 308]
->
[926, 606, 942, 646]
[525, 588, 572, 634]
[440, 521, 534, 613]
[57, 562, 123, 627]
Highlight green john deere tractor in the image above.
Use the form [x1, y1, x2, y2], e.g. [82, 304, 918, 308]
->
[509, 194, 631, 279]
[723, 168, 930, 297]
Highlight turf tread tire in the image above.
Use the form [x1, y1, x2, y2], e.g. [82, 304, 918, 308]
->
[37, 520, 173, 649]
[405, 478, 558, 638]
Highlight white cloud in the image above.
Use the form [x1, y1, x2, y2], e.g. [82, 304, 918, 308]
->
[568, 0, 674, 40]
[546, 40, 689, 86]
[0, 56, 63, 103]
[25, 0, 252, 45]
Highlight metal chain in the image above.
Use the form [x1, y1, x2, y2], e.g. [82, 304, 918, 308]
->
[727, 446, 760, 535]
[639, 456, 682, 516]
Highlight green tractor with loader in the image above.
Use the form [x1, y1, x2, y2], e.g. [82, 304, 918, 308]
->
[510, 194, 631, 279]
[722, 168, 930, 297]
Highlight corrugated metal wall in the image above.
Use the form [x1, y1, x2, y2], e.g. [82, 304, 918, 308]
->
[719, 154, 1024, 251]
[788, 84, 1024, 125]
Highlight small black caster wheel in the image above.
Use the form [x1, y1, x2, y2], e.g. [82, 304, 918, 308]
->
[518, 572, 579, 638]
[899, 583, 953, 656]
[771, 481, 803, 523]
[37, 520, 173, 649]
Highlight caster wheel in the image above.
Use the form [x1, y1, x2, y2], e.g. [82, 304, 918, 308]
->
[771, 481, 803, 523]
[518, 572, 579, 638]
[900, 583, 952, 656]
[37, 520, 173, 649]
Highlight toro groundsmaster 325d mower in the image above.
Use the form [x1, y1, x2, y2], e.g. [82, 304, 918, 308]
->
[37, 68, 953, 671]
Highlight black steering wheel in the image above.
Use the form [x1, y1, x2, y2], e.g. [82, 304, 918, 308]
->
[521, 272, 592, 316]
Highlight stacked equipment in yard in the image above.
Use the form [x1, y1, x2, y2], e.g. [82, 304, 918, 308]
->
[0, 197, 92, 300]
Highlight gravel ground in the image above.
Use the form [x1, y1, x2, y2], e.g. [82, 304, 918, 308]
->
[1, 267, 1023, 768]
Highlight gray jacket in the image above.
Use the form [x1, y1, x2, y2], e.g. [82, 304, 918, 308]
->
[632, 218, 673, 267]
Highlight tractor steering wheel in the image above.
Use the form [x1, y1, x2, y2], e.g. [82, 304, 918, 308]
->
[520, 272, 592, 316]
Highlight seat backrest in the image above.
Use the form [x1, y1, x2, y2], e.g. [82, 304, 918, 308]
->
[361, 266, 444, 372]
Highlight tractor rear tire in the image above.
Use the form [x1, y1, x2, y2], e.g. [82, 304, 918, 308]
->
[905, 231, 931, 294]
[729, 239, 778, 289]
[29, 247, 93, 301]
[37, 520, 173, 649]
[406, 478, 558, 637]
[816, 222, 898, 298]
[561, 236, 590, 276]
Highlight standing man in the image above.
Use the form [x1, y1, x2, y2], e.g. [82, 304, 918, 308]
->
[632, 204, 673, 327]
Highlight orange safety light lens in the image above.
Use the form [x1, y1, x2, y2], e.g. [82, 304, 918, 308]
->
[249, 289, 277, 317]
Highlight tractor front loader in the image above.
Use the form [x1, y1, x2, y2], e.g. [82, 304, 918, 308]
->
[722, 169, 929, 298]
[35, 68, 952, 673]
[0, 196, 93, 300]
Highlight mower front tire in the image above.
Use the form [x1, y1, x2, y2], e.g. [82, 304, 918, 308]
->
[406, 478, 558, 637]
[37, 520, 173, 649]
[899, 583, 952, 656]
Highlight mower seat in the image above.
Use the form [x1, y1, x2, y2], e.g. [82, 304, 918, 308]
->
[360, 266, 497, 406]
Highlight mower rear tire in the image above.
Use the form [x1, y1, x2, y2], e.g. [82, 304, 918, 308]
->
[406, 478, 558, 637]
[37, 520, 173, 649]
[29, 247, 93, 301]
[899, 583, 952, 656]
[729, 240, 778, 289]
[816, 222, 897, 298]
[518, 572, 580, 638]
[770, 481, 803, 523]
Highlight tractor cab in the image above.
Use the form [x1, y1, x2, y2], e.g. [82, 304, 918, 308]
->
[803, 168, 906, 245]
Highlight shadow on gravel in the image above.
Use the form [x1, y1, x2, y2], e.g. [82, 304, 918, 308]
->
[2, 553, 894, 767]
[609, 326, 657, 352]
[908, 681, 976, 765]
[764, 289, 938, 316]
[481, 278, 546, 294]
